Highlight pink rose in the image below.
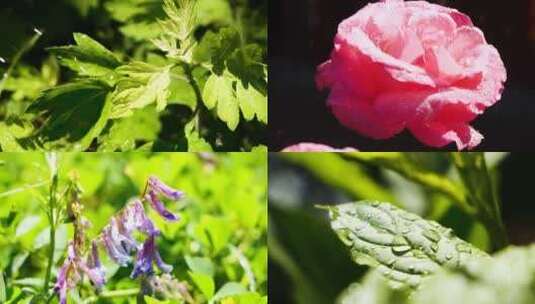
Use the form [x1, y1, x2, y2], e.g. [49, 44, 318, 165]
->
[281, 142, 357, 152]
[316, 0, 506, 150]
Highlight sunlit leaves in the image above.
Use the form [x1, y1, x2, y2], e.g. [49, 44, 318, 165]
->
[202, 73, 239, 130]
[110, 62, 172, 118]
[48, 33, 121, 77]
[27, 80, 111, 150]
[324, 201, 487, 288]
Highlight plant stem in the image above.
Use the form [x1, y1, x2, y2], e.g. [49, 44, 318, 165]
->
[0, 28, 42, 98]
[81, 288, 139, 304]
[452, 153, 508, 252]
[43, 159, 59, 293]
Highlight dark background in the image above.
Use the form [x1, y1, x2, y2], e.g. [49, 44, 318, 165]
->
[269, 0, 535, 151]
[268, 153, 535, 303]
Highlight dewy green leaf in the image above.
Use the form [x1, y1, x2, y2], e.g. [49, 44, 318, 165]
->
[324, 201, 488, 288]
[202, 73, 239, 130]
[27, 80, 111, 150]
[48, 33, 121, 77]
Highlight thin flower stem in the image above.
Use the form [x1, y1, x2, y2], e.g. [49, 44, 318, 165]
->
[43, 162, 59, 292]
[81, 288, 139, 304]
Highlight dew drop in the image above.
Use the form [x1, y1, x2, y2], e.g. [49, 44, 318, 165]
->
[445, 253, 453, 260]
[392, 245, 411, 255]
[0, 57, 5, 64]
[33, 28, 43, 36]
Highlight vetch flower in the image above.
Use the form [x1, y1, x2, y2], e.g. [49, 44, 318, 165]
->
[131, 235, 173, 279]
[148, 176, 184, 200]
[146, 190, 180, 221]
[317, 0, 506, 150]
[54, 242, 107, 304]
[54, 176, 183, 303]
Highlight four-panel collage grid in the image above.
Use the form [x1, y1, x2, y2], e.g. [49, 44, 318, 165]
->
[0, 0, 534, 303]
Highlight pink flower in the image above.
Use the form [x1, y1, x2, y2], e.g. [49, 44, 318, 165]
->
[281, 142, 357, 152]
[316, 0, 506, 150]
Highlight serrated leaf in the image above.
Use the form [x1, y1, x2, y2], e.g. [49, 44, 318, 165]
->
[194, 28, 240, 74]
[324, 201, 488, 288]
[27, 80, 111, 150]
[111, 63, 171, 118]
[48, 33, 120, 77]
[202, 73, 239, 130]
[236, 81, 267, 124]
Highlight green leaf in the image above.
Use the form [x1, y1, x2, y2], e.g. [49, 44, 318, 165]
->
[196, 0, 233, 26]
[184, 119, 213, 152]
[27, 80, 111, 150]
[337, 271, 409, 304]
[411, 245, 535, 304]
[227, 44, 266, 94]
[0, 123, 24, 152]
[189, 271, 215, 299]
[185, 256, 215, 277]
[194, 28, 240, 74]
[324, 201, 487, 288]
[111, 63, 171, 118]
[99, 107, 161, 151]
[221, 292, 267, 304]
[236, 81, 267, 124]
[48, 33, 120, 77]
[452, 153, 507, 251]
[202, 73, 239, 130]
[211, 282, 247, 303]
[144, 296, 171, 304]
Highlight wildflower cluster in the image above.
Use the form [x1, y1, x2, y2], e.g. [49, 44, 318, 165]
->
[54, 176, 184, 304]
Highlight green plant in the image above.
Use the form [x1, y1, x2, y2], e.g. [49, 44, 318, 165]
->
[316, 153, 534, 303]
[0, 0, 266, 151]
[0, 153, 267, 303]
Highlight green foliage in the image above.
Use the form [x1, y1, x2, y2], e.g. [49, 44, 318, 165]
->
[338, 245, 535, 304]
[323, 201, 487, 288]
[0, 153, 267, 303]
[0, 0, 267, 151]
[270, 152, 518, 303]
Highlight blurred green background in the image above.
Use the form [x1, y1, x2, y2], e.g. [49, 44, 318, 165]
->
[268, 152, 535, 304]
[0, 152, 267, 303]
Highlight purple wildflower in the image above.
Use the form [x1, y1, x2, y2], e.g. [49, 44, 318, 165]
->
[131, 235, 173, 279]
[125, 199, 158, 236]
[54, 242, 107, 304]
[102, 222, 132, 266]
[148, 176, 184, 200]
[146, 190, 180, 221]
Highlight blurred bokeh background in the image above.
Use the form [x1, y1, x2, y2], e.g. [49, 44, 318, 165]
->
[0, 152, 267, 303]
[269, 0, 535, 151]
[268, 152, 535, 303]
